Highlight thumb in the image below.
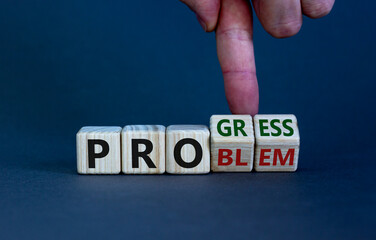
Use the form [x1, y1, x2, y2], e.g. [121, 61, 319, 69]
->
[180, 0, 220, 32]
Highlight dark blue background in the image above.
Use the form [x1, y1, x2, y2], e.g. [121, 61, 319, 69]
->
[0, 0, 375, 239]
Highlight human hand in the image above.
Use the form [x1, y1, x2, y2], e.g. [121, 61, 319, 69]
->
[181, 0, 334, 115]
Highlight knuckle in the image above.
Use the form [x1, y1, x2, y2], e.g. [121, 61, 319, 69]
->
[268, 21, 302, 38]
[216, 28, 252, 42]
[304, 1, 333, 18]
[193, 0, 216, 11]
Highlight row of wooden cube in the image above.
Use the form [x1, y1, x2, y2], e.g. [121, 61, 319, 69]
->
[77, 114, 300, 174]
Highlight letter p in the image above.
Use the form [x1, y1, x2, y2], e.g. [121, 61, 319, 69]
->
[88, 139, 110, 168]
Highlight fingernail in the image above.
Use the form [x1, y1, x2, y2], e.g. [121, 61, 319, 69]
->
[196, 14, 207, 32]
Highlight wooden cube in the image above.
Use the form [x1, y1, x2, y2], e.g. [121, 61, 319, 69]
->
[166, 125, 210, 174]
[122, 125, 165, 174]
[76, 126, 121, 174]
[253, 115, 300, 172]
[210, 115, 255, 172]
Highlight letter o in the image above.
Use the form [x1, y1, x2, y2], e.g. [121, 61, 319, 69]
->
[174, 138, 203, 168]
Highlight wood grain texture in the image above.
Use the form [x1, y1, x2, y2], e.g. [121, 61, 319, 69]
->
[253, 114, 300, 172]
[122, 125, 165, 174]
[210, 115, 255, 172]
[166, 125, 210, 174]
[76, 126, 121, 174]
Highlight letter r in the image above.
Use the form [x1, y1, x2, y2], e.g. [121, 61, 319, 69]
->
[132, 139, 156, 168]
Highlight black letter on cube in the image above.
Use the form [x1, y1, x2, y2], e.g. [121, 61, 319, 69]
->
[174, 138, 203, 168]
[88, 139, 110, 168]
[132, 139, 156, 168]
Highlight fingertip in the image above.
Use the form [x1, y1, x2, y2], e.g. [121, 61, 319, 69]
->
[196, 10, 220, 32]
[224, 71, 259, 116]
[182, 0, 220, 32]
[229, 99, 259, 116]
[267, 20, 302, 38]
[302, 0, 335, 19]
[196, 14, 208, 32]
[252, 0, 303, 39]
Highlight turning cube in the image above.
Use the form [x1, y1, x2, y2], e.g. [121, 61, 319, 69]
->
[210, 115, 255, 172]
[122, 125, 166, 174]
[166, 125, 210, 174]
[253, 115, 300, 172]
[76, 126, 121, 174]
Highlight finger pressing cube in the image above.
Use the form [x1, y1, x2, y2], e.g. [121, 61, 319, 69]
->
[210, 115, 255, 172]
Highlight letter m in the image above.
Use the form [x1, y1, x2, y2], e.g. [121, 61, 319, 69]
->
[273, 149, 295, 166]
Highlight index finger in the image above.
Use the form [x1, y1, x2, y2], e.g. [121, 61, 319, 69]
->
[216, 0, 258, 115]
